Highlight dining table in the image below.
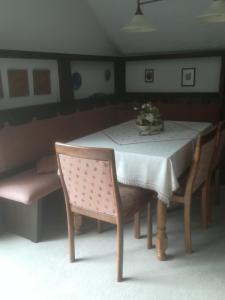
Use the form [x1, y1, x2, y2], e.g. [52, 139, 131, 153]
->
[67, 119, 211, 260]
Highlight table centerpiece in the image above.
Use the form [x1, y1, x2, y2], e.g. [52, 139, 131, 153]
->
[135, 102, 164, 135]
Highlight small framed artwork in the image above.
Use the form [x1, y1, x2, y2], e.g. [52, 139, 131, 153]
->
[104, 69, 111, 81]
[181, 68, 196, 87]
[8, 69, 29, 97]
[33, 69, 51, 95]
[145, 69, 154, 83]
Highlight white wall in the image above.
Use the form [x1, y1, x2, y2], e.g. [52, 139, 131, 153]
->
[0, 0, 117, 56]
[71, 61, 115, 99]
[126, 57, 221, 93]
[0, 58, 60, 110]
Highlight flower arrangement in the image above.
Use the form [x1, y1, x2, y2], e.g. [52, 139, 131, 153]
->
[135, 102, 163, 135]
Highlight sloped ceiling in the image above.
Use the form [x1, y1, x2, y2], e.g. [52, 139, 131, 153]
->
[0, 0, 117, 55]
[87, 0, 225, 55]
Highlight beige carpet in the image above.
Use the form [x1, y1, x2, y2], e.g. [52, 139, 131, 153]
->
[0, 190, 225, 300]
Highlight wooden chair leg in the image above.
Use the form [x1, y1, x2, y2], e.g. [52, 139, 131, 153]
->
[201, 184, 209, 229]
[97, 220, 102, 233]
[134, 212, 141, 239]
[184, 202, 192, 253]
[208, 176, 215, 224]
[117, 221, 124, 282]
[68, 212, 75, 263]
[74, 214, 83, 235]
[215, 168, 220, 205]
[147, 201, 153, 249]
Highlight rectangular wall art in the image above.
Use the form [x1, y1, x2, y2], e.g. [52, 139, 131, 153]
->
[33, 69, 51, 95]
[181, 68, 196, 87]
[145, 69, 154, 83]
[8, 69, 29, 97]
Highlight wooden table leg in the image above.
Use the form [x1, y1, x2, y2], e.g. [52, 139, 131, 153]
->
[156, 199, 168, 261]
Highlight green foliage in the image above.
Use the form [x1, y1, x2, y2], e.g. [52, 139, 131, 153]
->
[136, 102, 163, 126]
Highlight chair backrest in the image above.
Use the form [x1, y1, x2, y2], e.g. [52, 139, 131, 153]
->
[185, 127, 218, 195]
[212, 120, 225, 172]
[55, 142, 121, 220]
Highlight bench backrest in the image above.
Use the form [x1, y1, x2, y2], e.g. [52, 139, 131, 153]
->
[155, 102, 220, 124]
[0, 106, 118, 174]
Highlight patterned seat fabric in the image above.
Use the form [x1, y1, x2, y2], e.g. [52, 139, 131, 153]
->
[119, 184, 151, 217]
[59, 154, 117, 216]
[59, 154, 150, 217]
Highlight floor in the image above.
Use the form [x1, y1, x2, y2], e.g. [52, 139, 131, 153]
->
[0, 191, 225, 300]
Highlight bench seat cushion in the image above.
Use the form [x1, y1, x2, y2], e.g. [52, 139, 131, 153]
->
[0, 169, 61, 205]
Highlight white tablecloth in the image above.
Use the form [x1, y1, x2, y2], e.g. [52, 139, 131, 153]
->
[68, 120, 210, 205]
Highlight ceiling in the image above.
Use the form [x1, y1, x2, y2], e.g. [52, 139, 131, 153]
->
[0, 0, 116, 56]
[87, 0, 225, 55]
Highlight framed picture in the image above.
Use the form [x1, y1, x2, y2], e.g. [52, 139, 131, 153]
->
[104, 69, 111, 81]
[8, 69, 29, 97]
[145, 69, 154, 83]
[33, 69, 51, 95]
[181, 68, 196, 87]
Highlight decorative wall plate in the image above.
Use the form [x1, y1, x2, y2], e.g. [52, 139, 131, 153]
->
[72, 72, 82, 90]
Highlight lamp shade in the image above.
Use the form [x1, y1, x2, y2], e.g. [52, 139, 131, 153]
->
[121, 14, 157, 32]
[197, 0, 225, 22]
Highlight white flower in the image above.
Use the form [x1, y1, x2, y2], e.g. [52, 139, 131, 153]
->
[136, 101, 162, 128]
[145, 113, 154, 122]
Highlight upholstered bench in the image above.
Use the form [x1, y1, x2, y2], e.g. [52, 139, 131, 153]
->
[0, 170, 61, 242]
[0, 106, 120, 242]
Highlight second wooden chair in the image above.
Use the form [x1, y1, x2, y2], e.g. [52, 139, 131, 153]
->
[208, 120, 225, 221]
[171, 127, 217, 253]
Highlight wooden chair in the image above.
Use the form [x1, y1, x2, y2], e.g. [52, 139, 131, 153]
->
[171, 127, 217, 253]
[195, 121, 225, 227]
[55, 142, 155, 282]
[211, 121, 225, 202]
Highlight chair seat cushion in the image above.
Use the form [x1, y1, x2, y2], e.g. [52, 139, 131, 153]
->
[0, 169, 61, 205]
[119, 183, 154, 217]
